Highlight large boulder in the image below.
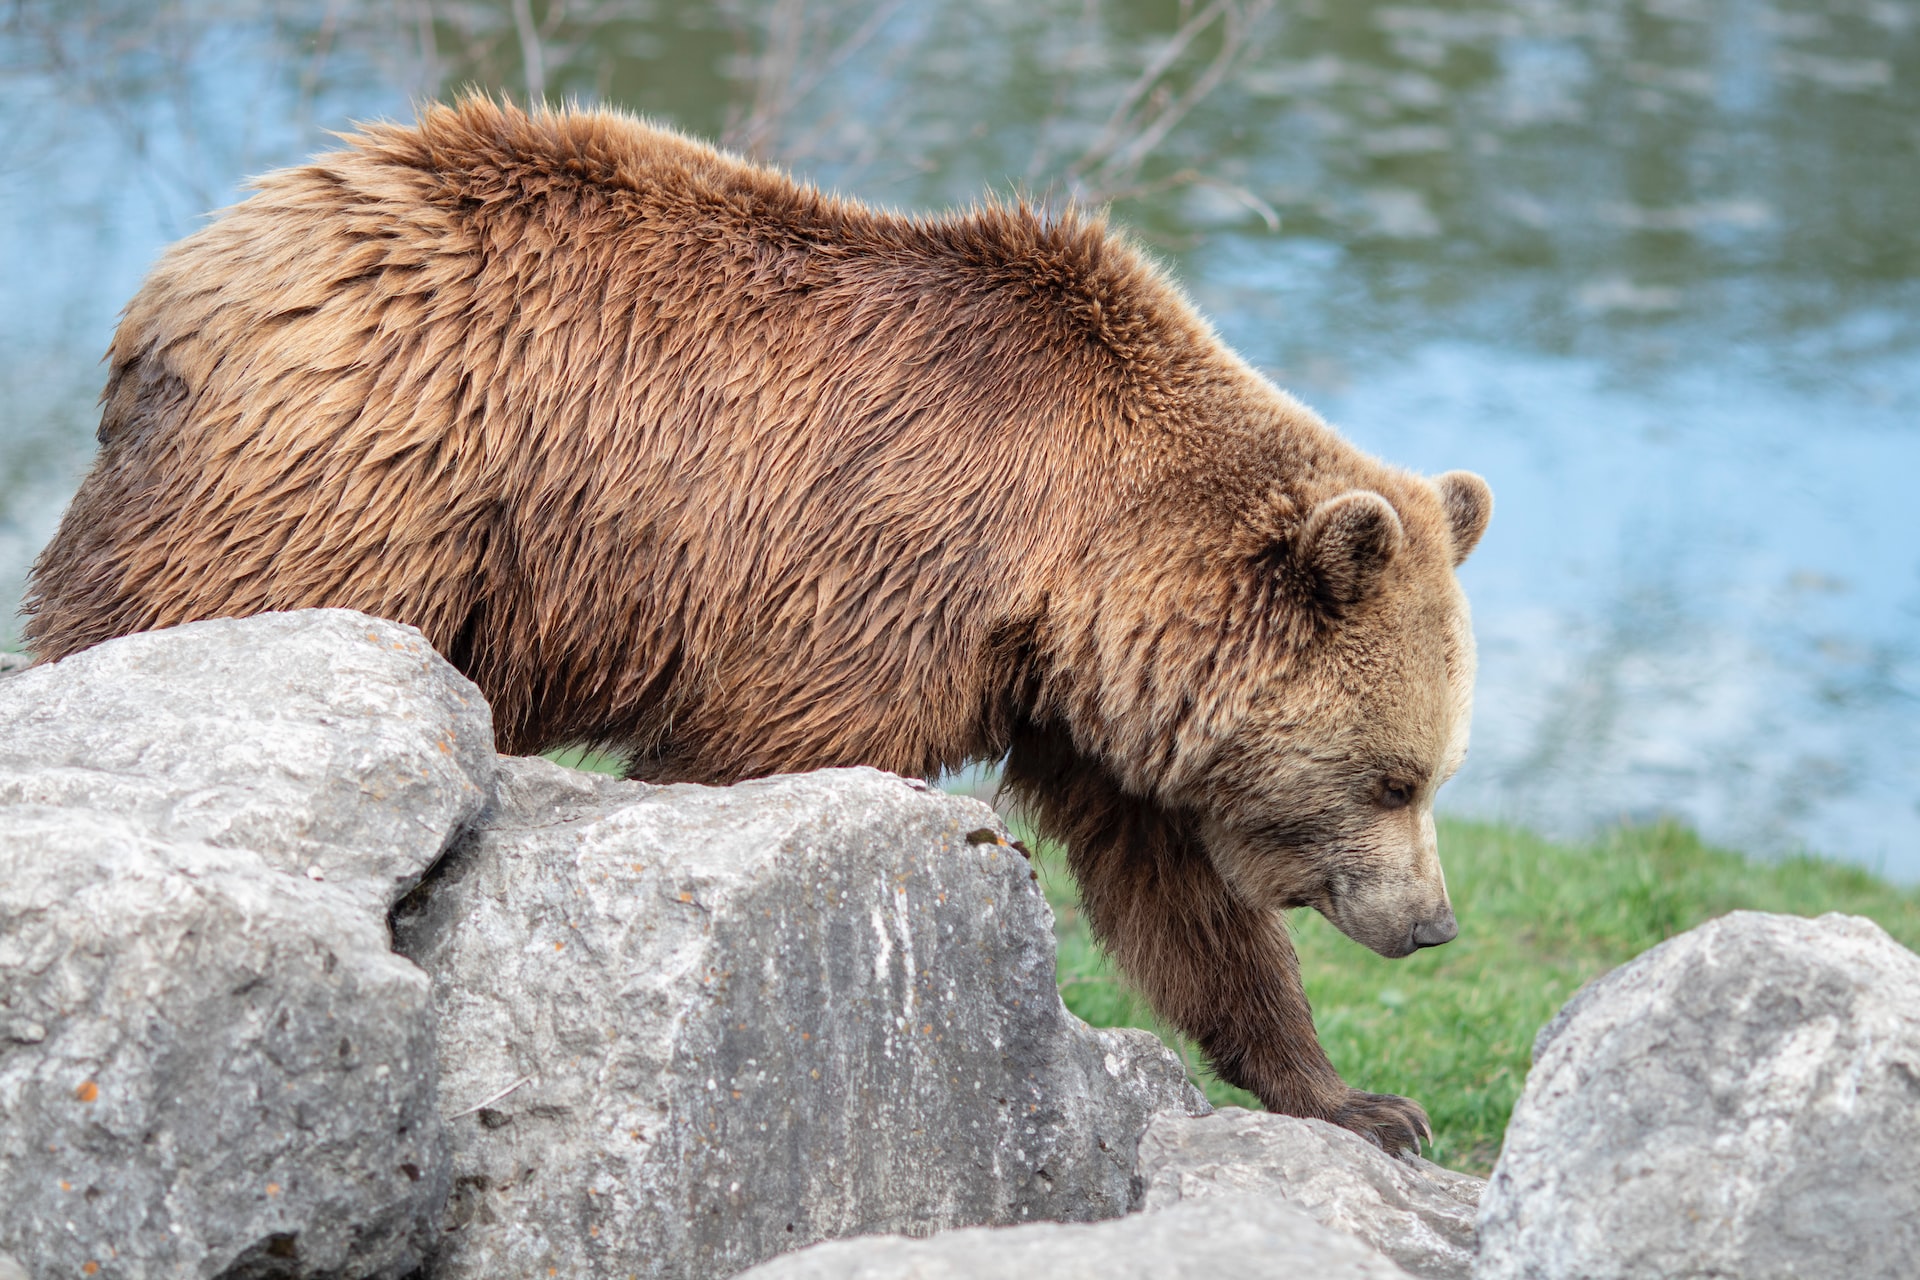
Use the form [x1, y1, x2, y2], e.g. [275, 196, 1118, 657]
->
[391, 757, 1207, 1280]
[0, 815, 449, 1280]
[0, 612, 494, 1279]
[730, 1193, 1416, 1279]
[1136, 1108, 1483, 1279]
[0, 610, 494, 913]
[1475, 911, 1920, 1280]
[1, 609, 1213, 1278]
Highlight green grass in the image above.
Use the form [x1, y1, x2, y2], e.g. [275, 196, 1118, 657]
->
[1033, 818, 1920, 1174]
[542, 745, 628, 776]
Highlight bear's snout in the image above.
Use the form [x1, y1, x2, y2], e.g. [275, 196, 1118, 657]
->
[1410, 908, 1458, 950]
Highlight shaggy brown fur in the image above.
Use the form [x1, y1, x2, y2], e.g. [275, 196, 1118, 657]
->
[26, 98, 1492, 1151]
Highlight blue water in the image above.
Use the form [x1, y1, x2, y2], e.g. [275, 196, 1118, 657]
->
[3, 0, 1914, 873]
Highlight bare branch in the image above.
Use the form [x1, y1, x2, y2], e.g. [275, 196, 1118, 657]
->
[721, 0, 905, 163]
[510, 0, 545, 104]
[1072, 0, 1231, 181]
[413, 0, 439, 97]
[1108, 3, 1265, 179]
[1063, 0, 1278, 207]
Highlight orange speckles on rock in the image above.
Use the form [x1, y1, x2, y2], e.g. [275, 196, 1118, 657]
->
[678, 892, 693, 903]
[266, 1182, 282, 1197]
[59, 1180, 72, 1192]
[83, 1263, 99, 1275]
[922, 1024, 933, 1035]
[553, 941, 565, 951]
[74, 1080, 99, 1103]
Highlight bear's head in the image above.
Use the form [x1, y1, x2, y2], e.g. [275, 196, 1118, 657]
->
[1193, 468, 1490, 958]
[1049, 393, 1492, 959]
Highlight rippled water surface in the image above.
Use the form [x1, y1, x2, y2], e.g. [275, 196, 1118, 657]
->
[4, 0, 1915, 871]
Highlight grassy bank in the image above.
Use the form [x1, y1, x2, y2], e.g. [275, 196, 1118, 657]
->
[1035, 819, 1920, 1174]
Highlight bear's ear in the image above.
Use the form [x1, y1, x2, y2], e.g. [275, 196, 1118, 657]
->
[1435, 470, 1492, 566]
[1297, 491, 1405, 606]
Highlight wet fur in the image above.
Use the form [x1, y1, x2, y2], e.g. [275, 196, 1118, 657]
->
[26, 98, 1488, 1150]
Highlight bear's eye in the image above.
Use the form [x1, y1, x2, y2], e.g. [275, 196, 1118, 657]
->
[1378, 779, 1416, 810]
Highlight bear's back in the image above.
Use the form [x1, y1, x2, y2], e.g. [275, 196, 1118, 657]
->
[29, 100, 1233, 776]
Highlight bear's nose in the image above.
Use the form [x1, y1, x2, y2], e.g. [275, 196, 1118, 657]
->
[1410, 910, 1458, 950]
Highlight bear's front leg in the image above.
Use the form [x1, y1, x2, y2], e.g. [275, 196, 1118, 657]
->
[1005, 741, 1431, 1153]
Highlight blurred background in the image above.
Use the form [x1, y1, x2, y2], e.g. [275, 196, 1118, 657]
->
[3, 0, 1916, 874]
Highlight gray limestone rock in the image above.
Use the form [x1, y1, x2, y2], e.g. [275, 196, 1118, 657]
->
[0, 610, 494, 913]
[0, 611, 496, 1279]
[1475, 910, 1920, 1280]
[0, 812, 446, 1279]
[1137, 1108, 1483, 1279]
[392, 757, 1207, 1280]
[730, 1193, 1416, 1279]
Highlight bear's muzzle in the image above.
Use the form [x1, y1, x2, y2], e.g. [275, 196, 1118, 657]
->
[1409, 908, 1458, 950]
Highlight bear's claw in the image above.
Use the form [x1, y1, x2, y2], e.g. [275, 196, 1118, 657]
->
[1330, 1088, 1432, 1155]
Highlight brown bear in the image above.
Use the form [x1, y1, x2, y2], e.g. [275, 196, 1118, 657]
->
[26, 98, 1490, 1152]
